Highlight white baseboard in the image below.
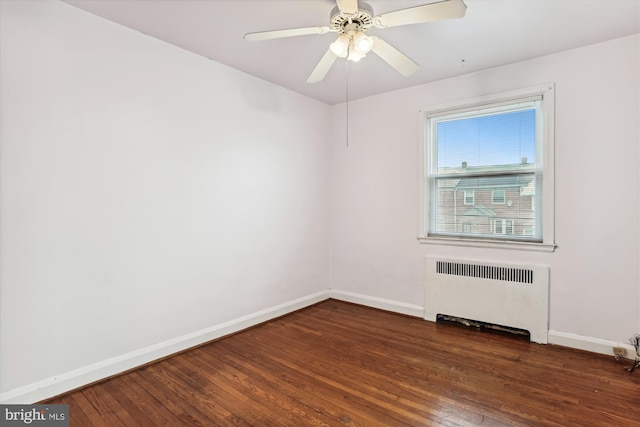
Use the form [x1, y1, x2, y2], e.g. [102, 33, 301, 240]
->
[548, 330, 637, 360]
[329, 289, 424, 318]
[0, 290, 330, 404]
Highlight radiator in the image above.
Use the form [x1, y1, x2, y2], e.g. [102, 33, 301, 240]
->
[424, 257, 549, 344]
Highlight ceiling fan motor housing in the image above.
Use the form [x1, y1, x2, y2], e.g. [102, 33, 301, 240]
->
[329, 3, 374, 33]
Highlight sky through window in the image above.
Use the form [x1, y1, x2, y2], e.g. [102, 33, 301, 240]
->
[437, 109, 536, 169]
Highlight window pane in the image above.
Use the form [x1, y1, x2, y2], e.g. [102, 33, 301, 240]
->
[436, 109, 536, 171]
[432, 174, 536, 239]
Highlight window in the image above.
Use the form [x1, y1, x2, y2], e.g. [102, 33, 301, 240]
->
[464, 191, 474, 205]
[419, 84, 556, 252]
[492, 190, 505, 204]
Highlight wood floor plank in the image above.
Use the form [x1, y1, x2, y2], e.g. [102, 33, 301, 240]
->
[227, 327, 443, 423]
[116, 374, 176, 426]
[42, 300, 640, 426]
[63, 392, 101, 426]
[247, 317, 511, 426]
[244, 312, 513, 424]
[168, 353, 286, 426]
[144, 362, 236, 425]
[99, 377, 164, 426]
[79, 387, 128, 426]
[130, 367, 221, 426]
[182, 348, 338, 426]
[219, 330, 415, 426]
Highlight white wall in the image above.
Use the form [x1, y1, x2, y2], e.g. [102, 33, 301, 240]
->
[0, 0, 330, 399]
[330, 34, 640, 346]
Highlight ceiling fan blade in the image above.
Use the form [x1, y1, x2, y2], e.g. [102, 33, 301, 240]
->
[370, 36, 419, 77]
[307, 49, 338, 83]
[375, 0, 467, 28]
[244, 26, 331, 41]
[336, 0, 358, 14]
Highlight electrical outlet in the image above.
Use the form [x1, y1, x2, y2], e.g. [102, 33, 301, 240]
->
[613, 347, 627, 357]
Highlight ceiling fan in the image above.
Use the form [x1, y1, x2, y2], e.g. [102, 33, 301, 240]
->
[244, 0, 467, 83]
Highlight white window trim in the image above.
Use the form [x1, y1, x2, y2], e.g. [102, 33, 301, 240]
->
[418, 83, 556, 253]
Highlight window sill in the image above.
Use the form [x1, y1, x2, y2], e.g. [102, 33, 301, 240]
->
[417, 235, 557, 253]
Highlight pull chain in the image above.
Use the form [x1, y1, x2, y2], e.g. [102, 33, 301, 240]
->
[345, 48, 350, 148]
[344, 60, 349, 148]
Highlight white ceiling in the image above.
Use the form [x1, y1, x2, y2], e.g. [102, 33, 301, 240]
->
[63, 0, 640, 105]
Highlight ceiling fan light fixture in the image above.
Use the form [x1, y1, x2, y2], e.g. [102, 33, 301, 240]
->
[347, 49, 365, 62]
[352, 31, 373, 54]
[330, 34, 350, 57]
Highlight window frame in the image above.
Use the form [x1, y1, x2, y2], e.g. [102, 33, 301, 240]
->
[418, 84, 556, 252]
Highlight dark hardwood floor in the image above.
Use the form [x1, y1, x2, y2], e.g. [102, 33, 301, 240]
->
[44, 299, 639, 426]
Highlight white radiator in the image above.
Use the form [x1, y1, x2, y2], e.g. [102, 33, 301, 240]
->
[424, 257, 549, 344]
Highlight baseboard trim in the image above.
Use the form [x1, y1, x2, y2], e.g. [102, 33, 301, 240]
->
[548, 330, 636, 360]
[0, 290, 330, 404]
[329, 289, 424, 318]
